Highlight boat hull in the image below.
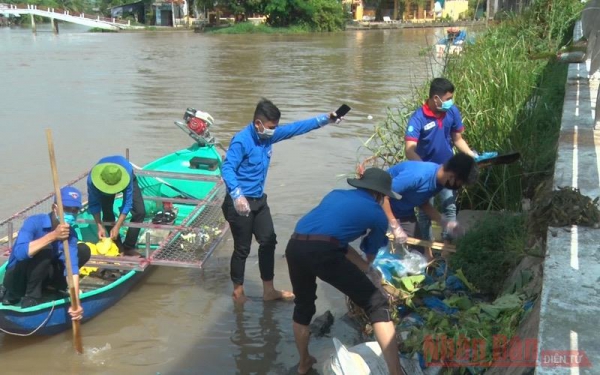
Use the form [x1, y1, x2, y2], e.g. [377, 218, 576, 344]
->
[0, 264, 147, 335]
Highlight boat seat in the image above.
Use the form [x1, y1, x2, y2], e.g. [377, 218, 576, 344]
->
[189, 156, 219, 171]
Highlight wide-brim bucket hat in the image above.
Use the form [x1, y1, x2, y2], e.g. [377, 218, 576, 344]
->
[91, 162, 130, 194]
[347, 167, 402, 200]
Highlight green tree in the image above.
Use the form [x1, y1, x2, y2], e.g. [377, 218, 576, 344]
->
[263, 0, 345, 30]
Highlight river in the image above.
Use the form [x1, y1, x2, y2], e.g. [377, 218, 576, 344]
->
[0, 22, 445, 375]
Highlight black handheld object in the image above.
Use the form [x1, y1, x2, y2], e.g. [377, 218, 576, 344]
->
[332, 104, 351, 120]
[476, 152, 521, 168]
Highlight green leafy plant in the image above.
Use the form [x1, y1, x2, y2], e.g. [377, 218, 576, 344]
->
[450, 213, 527, 296]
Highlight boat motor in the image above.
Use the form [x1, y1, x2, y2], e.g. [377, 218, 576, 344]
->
[176, 108, 216, 146]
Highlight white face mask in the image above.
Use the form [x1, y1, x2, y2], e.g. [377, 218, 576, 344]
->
[256, 120, 276, 139]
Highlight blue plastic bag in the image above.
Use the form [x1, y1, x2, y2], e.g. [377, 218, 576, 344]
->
[423, 296, 459, 315]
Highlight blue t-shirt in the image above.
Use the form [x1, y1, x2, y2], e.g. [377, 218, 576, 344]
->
[294, 189, 389, 255]
[221, 115, 330, 199]
[388, 161, 444, 218]
[8, 213, 80, 276]
[87, 155, 135, 215]
[405, 103, 464, 164]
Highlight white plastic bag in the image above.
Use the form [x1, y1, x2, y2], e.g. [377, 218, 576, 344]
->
[323, 338, 388, 375]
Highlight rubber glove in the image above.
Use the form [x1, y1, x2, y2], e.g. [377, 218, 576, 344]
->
[389, 219, 408, 244]
[230, 188, 250, 217]
[442, 219, 463, 238]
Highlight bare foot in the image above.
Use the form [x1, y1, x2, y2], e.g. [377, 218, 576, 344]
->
[297, 355, 317, 375]
[232, 291, 249, 304]
[263, 289, 294, 302]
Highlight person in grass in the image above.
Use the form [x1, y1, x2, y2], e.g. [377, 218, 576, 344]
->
[384, 153, 479, 258]
[404, 77, 478, 243]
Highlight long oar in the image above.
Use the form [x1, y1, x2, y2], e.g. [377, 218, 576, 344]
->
[45, 129, 83, 354]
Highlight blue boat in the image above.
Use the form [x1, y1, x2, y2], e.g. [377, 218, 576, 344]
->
[435, 28, 474, 56]
[0, 108, 228, 336]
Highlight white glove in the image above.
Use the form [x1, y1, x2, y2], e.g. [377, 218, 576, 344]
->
[230, 187, 250, 217]
[389, 220, 408, 244]
[233, 196, 250, 217]
[442, 220, 462, 238]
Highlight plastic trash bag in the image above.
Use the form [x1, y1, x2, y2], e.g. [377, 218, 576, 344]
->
[400, 250, 428, 275]
[323, 338, 389, 375]
[423, 296, 459, 315]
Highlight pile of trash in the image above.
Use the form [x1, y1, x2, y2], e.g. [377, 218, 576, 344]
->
[347, 244, 536, 374]
[528, 186, 600, 234]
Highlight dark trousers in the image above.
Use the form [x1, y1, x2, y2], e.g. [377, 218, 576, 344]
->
[285, 238, 390, 326]
[398, 215, 421, 238]
[3, 243, 91, 299]
[101, 177, 145, 250]
[398, 215, 425, 253]
[222, 194, 277, 285]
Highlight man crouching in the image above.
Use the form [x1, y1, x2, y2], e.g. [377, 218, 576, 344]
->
[286, 168, 406, 375]
[0, 187, 90, 320]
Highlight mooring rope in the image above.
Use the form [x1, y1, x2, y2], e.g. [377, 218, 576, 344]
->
[0, 301, 56, 336]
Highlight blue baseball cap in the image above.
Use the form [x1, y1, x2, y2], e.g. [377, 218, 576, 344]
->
[55, 186, 82, 208]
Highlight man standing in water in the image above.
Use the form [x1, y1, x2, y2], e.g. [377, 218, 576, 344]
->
[286, 168, 406, 375]
[221, 98, 343, 303]
[405, 77, 477, 242]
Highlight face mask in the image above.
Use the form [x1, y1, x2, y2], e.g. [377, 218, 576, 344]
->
[257, 121, 276, 139]
[440, 98, 453, 112]
[63, 213, 77, 225]
[258, 127, 275, 139]
[435, 96, 454, 112]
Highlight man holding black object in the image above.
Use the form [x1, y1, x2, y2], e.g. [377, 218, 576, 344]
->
[221, 98, 349, 303]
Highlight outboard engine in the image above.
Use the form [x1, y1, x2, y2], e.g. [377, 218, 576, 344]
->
[177, 108, 216, 146]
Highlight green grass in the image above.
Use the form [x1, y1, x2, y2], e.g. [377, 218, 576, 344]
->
[451, 213, 527, 295]
[206, 22, 312, 35]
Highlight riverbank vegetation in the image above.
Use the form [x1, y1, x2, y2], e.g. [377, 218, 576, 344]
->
[354, 0, 584, 371]
[205, 0, 347, 33]
[206, 22, 312, 34]
[3, 0, 348, 32]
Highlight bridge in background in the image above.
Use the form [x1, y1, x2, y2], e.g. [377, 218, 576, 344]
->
[0, 3, 143, 32]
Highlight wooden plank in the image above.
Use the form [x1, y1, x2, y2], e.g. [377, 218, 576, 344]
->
[406, 237, 456, 252]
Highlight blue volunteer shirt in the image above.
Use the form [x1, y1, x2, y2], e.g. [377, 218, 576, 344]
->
[221, 114, 330, 198]
[7, 213, 80, 276]
[405, 103, 464, 164]
[294, 189, 389, 255]
[388, 161, 444, 218]
[87, 155, 135, 215]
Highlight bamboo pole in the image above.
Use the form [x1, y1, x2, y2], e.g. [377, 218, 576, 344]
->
[406, 237, 456, 252]
[45, 129, 83, 354]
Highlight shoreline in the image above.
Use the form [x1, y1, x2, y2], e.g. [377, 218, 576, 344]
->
[1, 19, 485, 34]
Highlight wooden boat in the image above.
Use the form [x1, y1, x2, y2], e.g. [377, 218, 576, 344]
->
[0, 108, 228, 336]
